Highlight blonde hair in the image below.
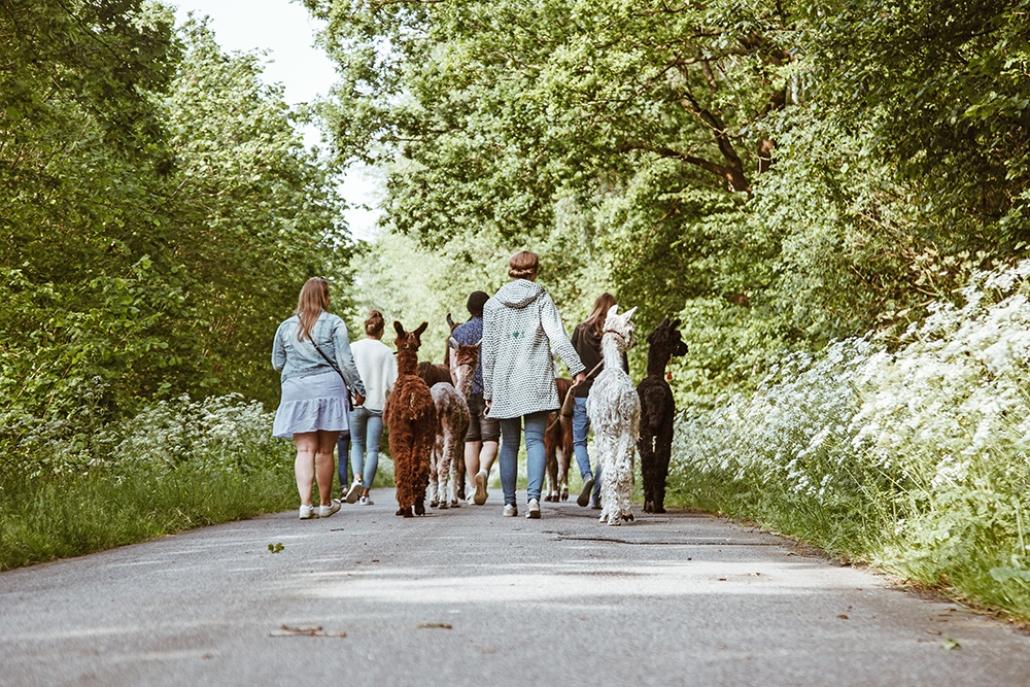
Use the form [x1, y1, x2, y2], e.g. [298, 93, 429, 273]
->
[296, 277, 330, 341]
[508, 250, 539, 279]
[364, 309, 385, 338]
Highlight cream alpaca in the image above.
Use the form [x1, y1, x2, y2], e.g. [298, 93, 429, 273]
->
[586, 304, 641, 526]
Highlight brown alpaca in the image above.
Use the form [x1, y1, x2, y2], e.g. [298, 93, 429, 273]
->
[636, 318, 688, 513]
[544, 377, 574, 502]
[385, 321, 436, 517]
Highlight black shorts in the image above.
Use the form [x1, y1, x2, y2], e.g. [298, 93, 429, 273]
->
[465, 394, 500, 443]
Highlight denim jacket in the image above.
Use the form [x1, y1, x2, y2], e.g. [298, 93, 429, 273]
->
[272, 312, 366, 396]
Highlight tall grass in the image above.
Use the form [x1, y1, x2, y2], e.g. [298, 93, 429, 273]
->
[670, 262, 1030, 620]
[0, 395, 297, 570]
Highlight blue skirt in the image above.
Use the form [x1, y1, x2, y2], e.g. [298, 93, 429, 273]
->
[273, 371, 349, 439]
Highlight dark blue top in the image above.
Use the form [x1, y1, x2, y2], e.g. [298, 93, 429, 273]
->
[451, 316, 484, 395]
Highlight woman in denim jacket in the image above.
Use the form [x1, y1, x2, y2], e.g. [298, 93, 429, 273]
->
[272, 278, 366, 520]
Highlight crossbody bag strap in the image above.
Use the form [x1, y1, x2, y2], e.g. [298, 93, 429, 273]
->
[310, 338, 354, 412]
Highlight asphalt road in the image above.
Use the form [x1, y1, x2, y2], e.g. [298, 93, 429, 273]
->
[1, 492, 1028, 687]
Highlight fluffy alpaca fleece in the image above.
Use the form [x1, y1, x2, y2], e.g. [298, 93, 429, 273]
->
[384, 321, 436, 517]
[544, 377, 574, 502]
[586, 304, 641, 525]
[428, 382, 470, 508]
[637, 318, 688, 513]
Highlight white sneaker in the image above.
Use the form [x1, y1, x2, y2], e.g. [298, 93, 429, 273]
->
[344, 480, 363, 504]
[359, 495, 374, 506]
[473, 470, 488, 505]
[299, 504, 317, 520]
[317, 499, 342, 519]
[526, 498, 541, 519]
[502, 504, 518, 517]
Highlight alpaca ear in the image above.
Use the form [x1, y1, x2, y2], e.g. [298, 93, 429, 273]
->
[448, 336, 459, 349]
[446, 312, 456, 330]
[622, 306, 638, 321]
[671, 318, 681, 329]
[659, 317, 670, 329]
[394, 321, 406, 337]
[474, 338, 482, 348]
[608, 303, 620, 318]
[414, 321, 429, 337]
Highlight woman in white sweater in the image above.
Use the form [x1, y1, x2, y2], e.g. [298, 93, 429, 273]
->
[482, 251, 585, 519]
[345, 310, 397, 505]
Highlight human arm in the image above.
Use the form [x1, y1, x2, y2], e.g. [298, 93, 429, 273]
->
[481, 304, 498, 403]
[271, 322, 286, 371]
[331, 317, 367, 400]
[540, 293, 585, 378]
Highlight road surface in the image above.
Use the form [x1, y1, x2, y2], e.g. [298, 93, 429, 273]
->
[1, 493, 1027, 686]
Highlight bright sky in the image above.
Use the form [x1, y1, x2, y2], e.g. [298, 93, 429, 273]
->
[171, 0, 382, 241]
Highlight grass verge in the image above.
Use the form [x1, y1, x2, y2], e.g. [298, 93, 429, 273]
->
[0, 464, 295, 571]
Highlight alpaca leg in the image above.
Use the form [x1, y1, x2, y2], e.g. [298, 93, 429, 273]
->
[414, 426, 433, 516]
[449, 433, 463, 507]
[437, 430, 451, 510]
[429, 445, 440, 508]
[562, 422, 574, 501]
[596, 434, 620, 526]
[544, 426, 557, 501]
[655, 425, 673, 513]
[615, 433, 635, 522]
[638, 428, 656, 513]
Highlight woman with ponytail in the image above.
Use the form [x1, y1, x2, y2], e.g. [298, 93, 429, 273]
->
[343, 309, 397, 505]
[272, 278, 366, 520]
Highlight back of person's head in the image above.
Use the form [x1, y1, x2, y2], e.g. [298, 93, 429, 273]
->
[365, 309, 385, 338]
[585, 292, 617, 337]
[508, 250, 539, 280]
[296, 277, 330, 341]
[466, 291, 489, 317]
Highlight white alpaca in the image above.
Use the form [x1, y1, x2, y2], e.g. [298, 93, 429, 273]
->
[586, 304, 641, 526]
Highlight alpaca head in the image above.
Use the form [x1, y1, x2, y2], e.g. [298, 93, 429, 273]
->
[448, 336, 480, 397]
[602, 303, 638, 352]
[647, 318, 688, 358]
[394, 320, 428, 373]
[645, 318, 687, 374]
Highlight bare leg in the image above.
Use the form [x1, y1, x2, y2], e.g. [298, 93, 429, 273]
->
[315, 431, 340, 506]
[293, 433, 318, 506]
[464, 440, 482, 482]
[480, 440, 499, 477]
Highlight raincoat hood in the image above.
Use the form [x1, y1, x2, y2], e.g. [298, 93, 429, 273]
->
[493, 279, 544, 309]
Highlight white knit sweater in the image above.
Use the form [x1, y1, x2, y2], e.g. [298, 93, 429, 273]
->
[350, 338, 397, 412]
[482, 280, 585, 419]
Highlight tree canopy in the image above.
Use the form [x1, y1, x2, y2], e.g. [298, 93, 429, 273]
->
[311, 0, 1029, 403]
[1, 1, 348, 462]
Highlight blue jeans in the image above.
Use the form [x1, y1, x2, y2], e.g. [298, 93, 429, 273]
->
[499, 411, 549, 506]
[349, 406, 383, 487]
[572, 397, 602, 503]
[337, 433, 351, 489]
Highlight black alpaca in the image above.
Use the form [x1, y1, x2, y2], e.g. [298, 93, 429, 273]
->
[637, 318, 688, 513]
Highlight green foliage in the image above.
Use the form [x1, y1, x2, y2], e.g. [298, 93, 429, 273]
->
[314, 0, 1029, 402]
[1, 2, 349, 471]
[0, 395, 295, 570]
[670, 264, 1030, 619]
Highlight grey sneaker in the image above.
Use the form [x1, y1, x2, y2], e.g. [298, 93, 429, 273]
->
[317, 499, 342, 519]
[577, 478, 595, 507]
[502, 504, 518, 517]
[526, 498, 541, 519]
[299, 504, 317, 520]
[473, 470, 488, 505]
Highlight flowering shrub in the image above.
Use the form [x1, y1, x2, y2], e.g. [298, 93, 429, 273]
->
[671, 261, 1030, 618]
